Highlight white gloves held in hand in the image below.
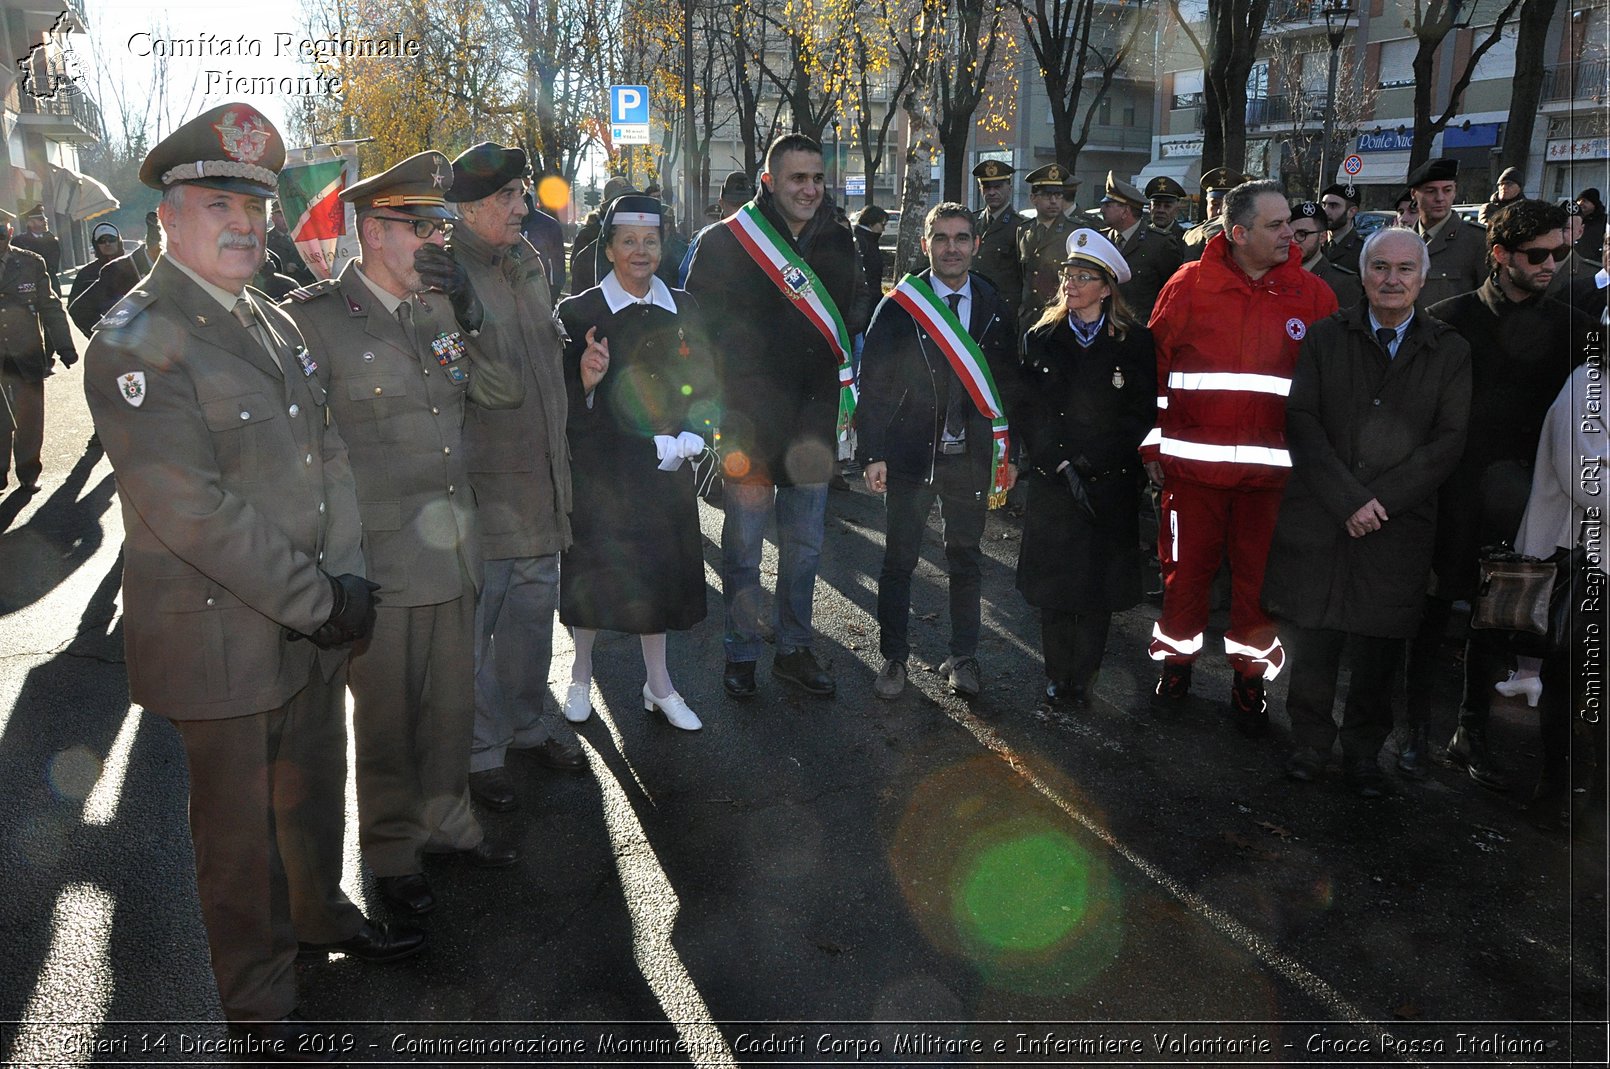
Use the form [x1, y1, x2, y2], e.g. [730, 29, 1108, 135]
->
[653, 431, 707, 471]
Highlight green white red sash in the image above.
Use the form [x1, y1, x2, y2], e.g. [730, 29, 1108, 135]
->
[724, 203, 856, 442]
[888, 273, 1012, 507]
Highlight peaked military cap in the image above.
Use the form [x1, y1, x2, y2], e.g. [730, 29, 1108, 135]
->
[1099, 171, 1145, 211]
[0, 208, 15, 225]
[973, 159, 1015, 183]
[1025, 163, 1070, 192]
[1406, 157, 1458, 188]
[1062, 228, 1132, 284]
[446, 143, 529, 203]
[344, 151, 455, 218]
[139, 102, 284, 198]
[1144, 175, 1187, 201]
[1199, 167, 1246, 194]
[23, 203, 46, 220]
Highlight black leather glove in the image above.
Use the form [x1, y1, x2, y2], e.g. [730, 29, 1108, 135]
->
[304, 572, 381, 648]
[415, 243, 483, 334]
[57, 349, 78, 368]
[1061, 463, 1096, 521]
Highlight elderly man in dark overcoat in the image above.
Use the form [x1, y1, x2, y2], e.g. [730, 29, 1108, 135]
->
[1263, 227, 1471, 796]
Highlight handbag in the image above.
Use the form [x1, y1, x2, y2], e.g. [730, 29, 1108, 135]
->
[1471, 547, 1556, 636]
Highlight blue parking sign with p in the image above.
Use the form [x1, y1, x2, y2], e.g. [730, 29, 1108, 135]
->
[611, 86, 649, 125]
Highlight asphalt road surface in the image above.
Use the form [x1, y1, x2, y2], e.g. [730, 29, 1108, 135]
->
[1, 339, 1605, 1067]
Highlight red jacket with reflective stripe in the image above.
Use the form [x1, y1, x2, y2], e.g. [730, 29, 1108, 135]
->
[1142, 233, 1338, 490]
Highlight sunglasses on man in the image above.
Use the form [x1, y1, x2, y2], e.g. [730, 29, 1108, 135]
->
[1510, 244, 1572, 266]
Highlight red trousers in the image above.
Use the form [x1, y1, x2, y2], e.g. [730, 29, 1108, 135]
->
[1150, 479, 1285, 678]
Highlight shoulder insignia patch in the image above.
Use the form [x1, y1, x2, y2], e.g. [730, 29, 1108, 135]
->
[118, 371, 147, 407]
[95, 289, 158, 331]
[287, 278, 340, 304]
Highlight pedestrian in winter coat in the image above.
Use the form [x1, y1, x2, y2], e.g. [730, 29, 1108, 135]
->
[1264, 228, 1471, 796]
[1017, 229, 1156, 710]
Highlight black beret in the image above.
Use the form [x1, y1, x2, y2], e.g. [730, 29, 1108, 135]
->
[1292, 201, 1322, 220]
[1320, 183, 1359, 204]
[1405, 157, 1458, 188]
[446, 142, 529, 203]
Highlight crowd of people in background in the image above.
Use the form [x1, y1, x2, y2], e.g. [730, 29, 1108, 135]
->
[0, 95, 1599, 1058]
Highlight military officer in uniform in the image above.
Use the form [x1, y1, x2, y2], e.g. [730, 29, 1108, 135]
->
[972, 159, 1023, 316]
[2, 207, 74, 492]
[1018, 163, 1077, 323]
[1099, 170, 1183, 323]
[13, 203, 62, 286]
[1181, 167, 1246, 262]
[1146, 175, 1190, 236]
[83, 102, 419, 1055]
[282, 151, 525, 919]
[1292, 200, 1362, 308]
[1318, 183, 1365, 271]
[1410, 157, 1489, 307]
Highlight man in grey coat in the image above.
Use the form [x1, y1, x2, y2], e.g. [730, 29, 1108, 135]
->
[1263, 227, 1472, 797]
[449, 143, 586, 812]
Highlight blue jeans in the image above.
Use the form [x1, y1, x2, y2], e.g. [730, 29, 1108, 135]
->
[722, 481, 828, 662]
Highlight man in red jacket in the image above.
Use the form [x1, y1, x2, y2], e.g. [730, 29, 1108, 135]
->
[1143, 179, 1338, 731]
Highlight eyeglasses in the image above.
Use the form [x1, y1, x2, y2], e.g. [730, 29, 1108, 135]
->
[1292, 229, 1322, 240]
[1060, 270, 1105, 285]
[94, 236, 121, 245]
[373, 216, 452, 238]
[1512, 244, 1572, 265]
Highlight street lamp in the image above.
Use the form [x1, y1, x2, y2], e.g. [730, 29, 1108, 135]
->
[1318, 2, 1355, 194]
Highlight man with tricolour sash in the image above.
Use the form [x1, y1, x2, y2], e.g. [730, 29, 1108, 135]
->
[685, 132, 866, 701]
[856, 202, 1020, 701]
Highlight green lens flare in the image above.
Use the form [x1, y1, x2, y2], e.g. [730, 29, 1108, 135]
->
[957, 831, 1088, 953]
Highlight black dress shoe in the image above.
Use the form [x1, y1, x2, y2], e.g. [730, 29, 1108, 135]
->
[1286, 747, 1326, 783]
[527, 735, 586, 772]
[468, 767, 517, 811]
[1042, 679, 1087, 710]
[723, 660, 757, 699]
[772, 648, 835, 695]
[299, 919, 425, 963]
[228, 1013, 339, 1063]
[1446, 725, 1510, 792]
[376, 873, 436, 917]
[427, 840, 519, 869]
[1344, 759, 1391, 799]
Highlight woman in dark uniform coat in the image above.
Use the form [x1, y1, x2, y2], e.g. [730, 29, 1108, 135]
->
[1016, 229, 1156, 709]
[556, 196, 716, 731]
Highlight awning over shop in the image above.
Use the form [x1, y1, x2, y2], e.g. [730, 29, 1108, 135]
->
[1334, 150, 1413, 186]
[48, 163, 119, 221]
[1135, 155, 1202, 190]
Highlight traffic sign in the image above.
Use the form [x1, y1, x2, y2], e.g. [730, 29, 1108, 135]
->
[1342, 154, 1363, 176]
[844, 173, 866, 197]
[609, 85, 650, 145]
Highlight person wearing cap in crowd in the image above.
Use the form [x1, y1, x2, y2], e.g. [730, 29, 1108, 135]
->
[1293, 200, 1362, 309]
[684, 132, 864, 700]
[1, 206, 75, 493]
[13, 203, 61, 285]
[266, 199, 316, 287]
[853, 205, 889, 296]
[82, 102, 415, 1054]
[1180, 167, 1244, 262]
[1017, 163, 1077, 323]
[556, 194, 716, 730]
[1263, 226, 1472, 797]
[1480, 166, 1525, 225]
[571, 174, 639, 293]
[1395, 189, 1418, 229]
[1060, 172, 1084, 221]
[281, 150, 527, 918]
[856, 202, 1021, 702]
[679, 170, 756, 283]
[1575, 187, 1606, 260]
[1408, 157, 1488, 307]
[1545, 198, 1600, 304]
[972, 159, 1024, 315]
[446, 142, 587, 812]
[1318, 183, 1365, 275]
[69, 213, 165, 334]
[1404, 199, 1579, 791]
[66, 221, 126, 332]
[1099, 170, 1182, 323]
[1016, 228, 1156, 712]
[1145, 175, 1190, 236]
[1143, 179, 1338, 731]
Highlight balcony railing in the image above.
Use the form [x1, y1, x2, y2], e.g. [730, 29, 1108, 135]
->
[16, 88, 102, 141]
[1246, 93, 1331, 128]
[1540, 60, 1608, 104]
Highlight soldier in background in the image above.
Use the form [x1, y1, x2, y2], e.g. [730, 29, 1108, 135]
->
[1319, 183, 1365, 274]
[1409, 158, 1489, 307]
[1145, 176, 1190, 237]
[1017, 164, 1076, 323]
[972, 159, 1022, 317]
[266, 199, 316, 286]
[13, 204, 61, 287]
[1, 206, 75, 493]
[1181, 168, 1246, 262]
[1293, 200, 1362, 309]
[1099, 170, 1182, 323]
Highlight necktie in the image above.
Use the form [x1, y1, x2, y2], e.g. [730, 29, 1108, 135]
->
[1375, 326, 1397, 358]
[942, 292, 967, 444]
[233, 298, 282, 372]
[397, 299, 417, 349]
